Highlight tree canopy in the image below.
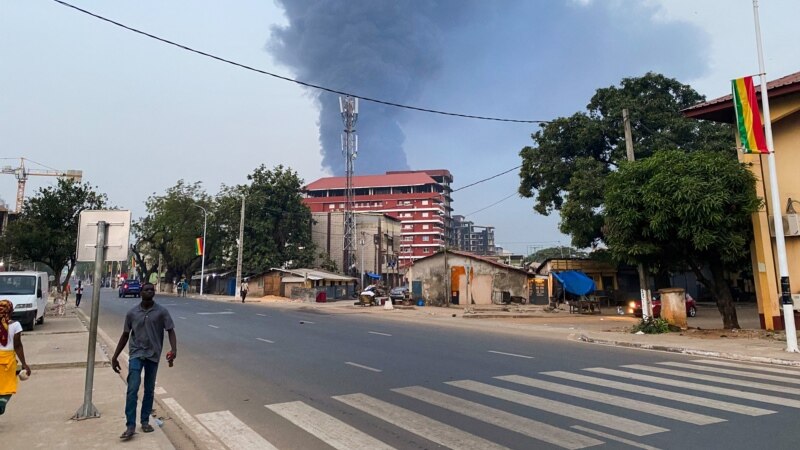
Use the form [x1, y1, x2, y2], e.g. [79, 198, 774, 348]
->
[0, 178, 107, 290]
[604, 150, 760, 328]
[518, 72, 733, 248]
[523, 246, 588, 264]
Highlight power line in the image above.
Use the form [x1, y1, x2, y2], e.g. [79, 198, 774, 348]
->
[52, 0, 549, 124]
[463, 191, 518, 217]
[452, 165, 521, 192]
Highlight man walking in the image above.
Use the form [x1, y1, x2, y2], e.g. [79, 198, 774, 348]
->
[111, 283, 177, 440]
[240, 278, 249, 303]
[74, 281, 84, 307]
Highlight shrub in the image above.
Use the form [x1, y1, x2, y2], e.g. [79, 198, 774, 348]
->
[632, 317, 670, 334]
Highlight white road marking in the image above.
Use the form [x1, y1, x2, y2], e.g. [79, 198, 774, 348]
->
[368, 331, 392, 336]
[394, 386, 602, 449]
[299, 321, 315, 324]
[586, 367, 800, 409]
[624, 364, 800, 396]
[662, 361, 800, 385]
[161, 398, 226, 450]
[266, 401, 396, 450]
[257, 338, 275, 344]
[496, 375, 723, 425]
[345, 362, 382, 372]
[197, 410, 279, 450]
[208, 325, 219, 329]
[163, 303, 178, 306]
[178, 316, 187, 320]
[335, 393, 509, 450]
[448, 380, 667, 436]
[257, 313, 267, 317]
[571, 425, 661, 450]
[487, 350, 534, 359]
[543, 370, 773, 416]
[692, 359, 800, 376]
[154, 386, 167, 395]
[197, 311, 235, 315]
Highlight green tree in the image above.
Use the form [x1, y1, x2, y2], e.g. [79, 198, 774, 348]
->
[518, 72, 733, 248]
[132, 180, 212, 283]
[523, 246, 588, 265]
[604, 150, 760, 329]
[214, 165, 316, 274]
[0, 179, 107, 290]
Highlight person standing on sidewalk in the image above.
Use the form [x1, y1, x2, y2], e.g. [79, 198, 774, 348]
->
[75, 281, 84, 307]
[0, 300, 31, 415]
[111, 283, 177, 440]
[240, 278, 249, 303]
[64, 281, 71, 304]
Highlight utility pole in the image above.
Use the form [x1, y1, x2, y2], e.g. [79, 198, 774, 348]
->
[340, 96, 359, 277]
[193, 204, 209, 296]
[623, 108, 652, 320]
[443, 246, 450, 307]
[752, 0, 797, 351]
[235, 194, 246, 300]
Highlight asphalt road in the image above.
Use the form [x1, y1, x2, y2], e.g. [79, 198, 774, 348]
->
[84, 287, 800, 449]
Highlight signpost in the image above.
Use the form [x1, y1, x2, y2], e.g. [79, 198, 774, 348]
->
[73, 210, 131, 420]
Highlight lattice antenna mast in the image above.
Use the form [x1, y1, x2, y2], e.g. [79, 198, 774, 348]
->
[340, 96, 359, 276]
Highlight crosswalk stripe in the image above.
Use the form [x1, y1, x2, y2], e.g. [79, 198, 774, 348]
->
[691, 359, 800, 376]
[196, 410, 279, 450]
[266, 401, 396, 450]
[571, 426, 662, 450]
[496, 375, 724, 425]
[659, 361, 800, 385]
[586, 367, 800, 409]
[542, 371, 773, 417]
[448, 380, 667, 436]
[623, 364, 800, 396]
[161, 398, 226, 450]
[394, 386, 603, 449]
[334, 393, 509, 450]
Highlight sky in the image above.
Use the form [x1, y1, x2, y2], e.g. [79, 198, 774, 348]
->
[2, 0, 799, 255]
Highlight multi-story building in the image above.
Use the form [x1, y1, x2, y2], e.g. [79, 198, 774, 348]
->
[303, 170, 453, 267]
[452, 215, 496, 256]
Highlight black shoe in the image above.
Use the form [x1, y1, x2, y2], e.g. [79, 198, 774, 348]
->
[120, 428, 136, 440]
[141, 423, 154, 433]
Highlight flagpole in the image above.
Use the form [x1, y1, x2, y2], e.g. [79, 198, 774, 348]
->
[752, 0, 798, 352]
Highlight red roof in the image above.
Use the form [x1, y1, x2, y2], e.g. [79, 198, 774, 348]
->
[683, 70, 800, 123]
[305, 172, 437, 191]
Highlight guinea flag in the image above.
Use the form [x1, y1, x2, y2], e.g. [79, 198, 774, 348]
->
[195, 237, 204, 256]
[731, 76, 768, 154]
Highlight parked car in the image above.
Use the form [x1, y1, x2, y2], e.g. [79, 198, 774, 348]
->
[629, 293, 696, 318]
[389, 285, 410, 302]
[119, 279, 142, 298]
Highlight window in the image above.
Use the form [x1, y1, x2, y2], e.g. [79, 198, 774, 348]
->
[422, 236, 430, 242]
[422, 224, 430, 230]
[422, 200, 429, 205]
[328, 204, 335, 209]
[422, 212, 429, 218]
[338, 203, 344, 208]
[404, 224, 413, 230]
[423, 248, 430, 253]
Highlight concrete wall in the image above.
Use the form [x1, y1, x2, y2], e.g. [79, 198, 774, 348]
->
[407, 253, 528, 306]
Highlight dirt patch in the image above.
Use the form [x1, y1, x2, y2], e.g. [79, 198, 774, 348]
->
[676, 327, 786, 341]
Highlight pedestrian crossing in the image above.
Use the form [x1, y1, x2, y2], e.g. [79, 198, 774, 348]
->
[160, 358, 800, 449]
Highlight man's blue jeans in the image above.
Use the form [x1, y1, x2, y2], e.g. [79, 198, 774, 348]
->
[125, 357, 159, 428]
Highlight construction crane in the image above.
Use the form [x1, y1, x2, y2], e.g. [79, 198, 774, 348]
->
[1, 158, 83, 213]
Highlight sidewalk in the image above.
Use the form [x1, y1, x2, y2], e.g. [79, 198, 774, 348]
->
[1, 302, 174, 449]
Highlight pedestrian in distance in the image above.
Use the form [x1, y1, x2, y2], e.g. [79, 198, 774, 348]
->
[181, 279, 188, 297]
[111, 283, 177, 440]
[75, 280, 84, 307]
[240, 278, 249, 303]
[0, 299, 31, 416]
[64, 281, 71, 303]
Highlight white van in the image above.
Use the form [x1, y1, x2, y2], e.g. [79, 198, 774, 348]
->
[0, 271, 49, 331]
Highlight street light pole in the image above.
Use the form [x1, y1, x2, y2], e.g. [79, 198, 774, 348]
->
[193, 204, 208, 296]
[235, 194, 245, 300]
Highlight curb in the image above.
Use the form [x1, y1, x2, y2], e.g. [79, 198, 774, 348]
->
[30, 361, 111, 370]
[463, 314, 547, 319]
[579, 334, 800, 367]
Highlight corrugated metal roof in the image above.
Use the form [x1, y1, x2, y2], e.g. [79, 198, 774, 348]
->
[305, 172, 437, 191]
[268, 268, 357, 281]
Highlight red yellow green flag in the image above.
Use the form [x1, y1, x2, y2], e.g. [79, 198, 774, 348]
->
[731, 76, 768, 153]
[195, 237, 204, 256]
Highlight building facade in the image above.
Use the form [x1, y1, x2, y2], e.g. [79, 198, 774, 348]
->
[452, 215, 496, 255]
[684, 70, 800, 330]
[304, 170, 453, 268]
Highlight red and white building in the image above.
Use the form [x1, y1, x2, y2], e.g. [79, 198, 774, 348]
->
[303, 169, 453, 267]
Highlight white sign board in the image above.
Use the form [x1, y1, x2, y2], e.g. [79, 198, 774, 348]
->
[76, 210, 132, 262]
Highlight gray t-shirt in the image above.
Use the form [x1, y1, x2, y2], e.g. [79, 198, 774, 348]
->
[124, 303, 174, 363]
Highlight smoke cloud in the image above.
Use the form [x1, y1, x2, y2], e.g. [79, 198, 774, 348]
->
[269, 1, 478, 175]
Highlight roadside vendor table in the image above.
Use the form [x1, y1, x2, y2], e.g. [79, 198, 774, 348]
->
[568, 296, 601, 314]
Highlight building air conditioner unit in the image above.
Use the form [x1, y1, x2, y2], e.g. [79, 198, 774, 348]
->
[767, 213, 800, 237]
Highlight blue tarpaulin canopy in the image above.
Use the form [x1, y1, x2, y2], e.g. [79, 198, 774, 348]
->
[552, 270, 596, 296]
[366, 272, 381, 280]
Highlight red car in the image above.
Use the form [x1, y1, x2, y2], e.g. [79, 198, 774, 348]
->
[629, 293, 696, 318]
